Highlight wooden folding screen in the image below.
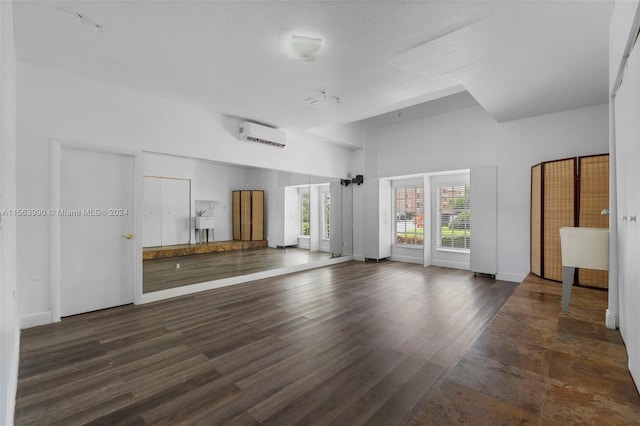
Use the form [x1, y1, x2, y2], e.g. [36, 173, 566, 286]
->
[543, 158, 576, 282]
[232, 190, 265, 241]
[531, 154, 609, 287]
[530, 164, 543, 277]
[250, 191, 264, 241]
[578, 155, 610, 288]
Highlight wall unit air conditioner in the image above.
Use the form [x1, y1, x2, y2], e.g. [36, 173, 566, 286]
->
[239, 122, 286, 148]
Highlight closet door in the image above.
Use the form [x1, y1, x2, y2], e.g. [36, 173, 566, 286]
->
[143, 177, 163, 247]
[543, 158, 576, 281]
[161, 178, 191, 246]
[578, 155, 609, 288]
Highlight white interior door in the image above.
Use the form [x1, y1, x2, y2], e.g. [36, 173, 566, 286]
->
[60, 147, 135, 317]
[143, 177, 162, 247]
[161, 178, 190, 246]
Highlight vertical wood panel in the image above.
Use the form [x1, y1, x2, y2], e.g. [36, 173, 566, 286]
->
[578, 154, 610, 288]
[531, 164, 542, 276]
[252, 191, 264, 241]
[234, 190, 265, 241]
[232, 191, 241, 240]
[543, 159, 576, 281]
[240, 190, 252, 241]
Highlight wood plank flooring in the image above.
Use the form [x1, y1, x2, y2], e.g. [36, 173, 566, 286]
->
[16, 261, 515, 425]
[412, 274, 640, 425]
[143, 247, 331, 293]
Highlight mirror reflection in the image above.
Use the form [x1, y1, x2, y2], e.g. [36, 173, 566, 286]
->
[142, 153, 352, 293]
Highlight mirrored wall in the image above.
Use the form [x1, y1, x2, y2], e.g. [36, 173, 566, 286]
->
[141, 153, 353, 293]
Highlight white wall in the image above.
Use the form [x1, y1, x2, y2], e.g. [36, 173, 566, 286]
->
[360, 105, 496, 261]
[245, 169, 310, 247]
[16, 62, 353, 327]
[357, 102, 609, 281]
[376, 106, 498, 177]
[609, 1, 640, 93]
[0, 1, 19, 423]
[495, 104, 609, 282]
[144, 153, 247, 242]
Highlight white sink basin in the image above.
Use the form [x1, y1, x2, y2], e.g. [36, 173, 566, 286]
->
[195, 216, 215, 229]
[560, 227, 609, 271]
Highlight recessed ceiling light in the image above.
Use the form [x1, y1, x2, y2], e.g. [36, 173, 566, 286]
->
[288, 35, 322, 61]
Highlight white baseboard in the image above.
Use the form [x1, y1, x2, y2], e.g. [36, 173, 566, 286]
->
[352, 254, 365, 262]
[20, 311, 53, 329]
[389, 255, 423, 265]
[606, 309, 618, 330]
[431, 259, 470, 270]
[4, 328, 19, 426]
[496, 272, 527, 283]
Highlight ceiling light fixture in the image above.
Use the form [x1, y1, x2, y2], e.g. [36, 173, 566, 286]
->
[304, 89, 340, 106]
[288, 35, 323, 61]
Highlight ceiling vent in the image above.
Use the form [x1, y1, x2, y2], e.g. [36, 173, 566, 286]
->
[239, 122, 286, 148]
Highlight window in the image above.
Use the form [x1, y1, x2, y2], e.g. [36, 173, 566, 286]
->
[322, 192, 330, 239]
[437, 185, 470, 251]
[394, 187, 424, 246]
[300, 192, 310, 236]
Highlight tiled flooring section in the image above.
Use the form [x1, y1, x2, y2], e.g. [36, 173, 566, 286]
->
[411, 274, 640, 425]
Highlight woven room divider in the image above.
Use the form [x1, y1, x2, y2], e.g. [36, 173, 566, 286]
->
[530, 154, 609, 287]
[578, 155, 610, 288]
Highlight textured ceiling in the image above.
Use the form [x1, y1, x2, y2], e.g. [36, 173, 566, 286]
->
[13, 1, 613, 135]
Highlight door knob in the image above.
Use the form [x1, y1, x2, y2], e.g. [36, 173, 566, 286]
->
[122, 233, 134, 239]
[631, 216, 637, 222]
[621, 216, 628, 221]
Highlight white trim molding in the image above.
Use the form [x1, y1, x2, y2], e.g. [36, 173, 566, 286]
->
[4, 328, 19, 426]
[496, 272, 527, 283]
[19, 312, 53, 329]
[389, 255, 423, 265]
[431, 259, 470, 270]
[606, 309, 618, 330]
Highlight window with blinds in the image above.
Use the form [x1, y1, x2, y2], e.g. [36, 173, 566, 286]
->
[393, 187, 424, 246]
[437, 185, 470, 251]
[300, 192, 310, 236]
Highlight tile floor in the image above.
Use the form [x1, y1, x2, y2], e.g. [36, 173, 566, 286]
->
[411, 274, 640, 425]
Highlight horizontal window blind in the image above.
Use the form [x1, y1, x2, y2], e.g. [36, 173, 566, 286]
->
[437, 185, 470, 250]
[394, 187, 424, 246]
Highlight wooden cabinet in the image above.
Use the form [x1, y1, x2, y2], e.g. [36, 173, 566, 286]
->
[232, 190, 264, 241]
[530, 154, 609, 286]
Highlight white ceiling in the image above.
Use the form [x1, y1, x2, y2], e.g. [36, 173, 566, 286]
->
[13, 1, 613, 136]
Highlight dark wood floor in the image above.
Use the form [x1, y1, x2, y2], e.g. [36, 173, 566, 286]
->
[143, 247, 331, 293]
[16, 261, 515, 425]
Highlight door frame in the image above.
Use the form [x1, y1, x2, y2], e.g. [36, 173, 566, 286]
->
[50, 139, 143, 322]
